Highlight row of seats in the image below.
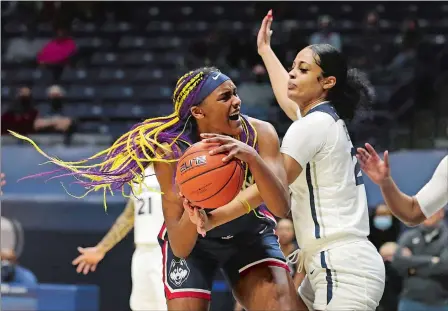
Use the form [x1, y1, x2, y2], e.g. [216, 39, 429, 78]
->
[3, 18, 448, 40]
[3, 3, 447, 26]
[2, 85, 174, 101]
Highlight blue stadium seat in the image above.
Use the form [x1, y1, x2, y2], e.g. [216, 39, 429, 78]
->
[118, 36, 149, 50]
[76, 37, 112, 49]
[60, 69, 95, 83]
[98, 86, 134, 100]
[122, 51, 154, 66]
[135, 85, 172, 100]
[91, 52, 119, 66]
[63, 103, 93, 118]
[97, 68, 128, 82]
[67, 85, 96, 101]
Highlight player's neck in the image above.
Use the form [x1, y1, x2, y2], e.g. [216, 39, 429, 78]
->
[300, 97, 327, 116]
[196, 122, 221, 140]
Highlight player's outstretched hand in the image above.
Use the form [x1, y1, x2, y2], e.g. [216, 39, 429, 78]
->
[356, 143, 390, 185]
[180, 192, 208, 237]
[72, 246, 105, 275]
[257, 9, 273, 56]
[201, 133, 258, 164]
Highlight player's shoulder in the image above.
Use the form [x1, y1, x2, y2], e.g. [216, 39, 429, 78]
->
[247, 116, 278, 137]
[288, 110, 334, 135]
[302, 109, 337, 125]
[247, 117, 277, 135]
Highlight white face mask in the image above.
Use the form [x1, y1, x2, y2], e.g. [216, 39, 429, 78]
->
[373, 215, 392, 231]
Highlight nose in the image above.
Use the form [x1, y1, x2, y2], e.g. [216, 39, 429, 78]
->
[288, 69, 296, 80]
[232, 95, 241, 108]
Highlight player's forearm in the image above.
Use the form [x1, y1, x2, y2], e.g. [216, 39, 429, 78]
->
[207, 184, 264, 230]
[166, 211, 199, 258]
[379, 177, 425, 226]
[260, 48, 298, 121]
[97, 200, 135, 253]
[248, 154, 290, 217]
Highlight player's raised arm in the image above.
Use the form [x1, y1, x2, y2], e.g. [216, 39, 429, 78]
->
[257, 10, 300, 121]
[357, 144, 448, 226]
[72, 199, 135, 274]
[154, 149, 200, 258]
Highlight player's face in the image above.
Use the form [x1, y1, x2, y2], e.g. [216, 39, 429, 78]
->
[276, 219, 294, 245]
[287, 47, 328, 108]
[192, 80, 242, 136]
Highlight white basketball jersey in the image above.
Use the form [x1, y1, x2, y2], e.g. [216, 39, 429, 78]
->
[132, 166, 164, 245]
[281, 103, 370, 248]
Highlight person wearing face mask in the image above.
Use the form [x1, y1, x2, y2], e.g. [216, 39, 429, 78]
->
[309, 15, 342, 52]
[369, 203, 402, 251]
[392, 209, 448, 311]
[1, 87, 39, 135]
[368, 204, 403, 311]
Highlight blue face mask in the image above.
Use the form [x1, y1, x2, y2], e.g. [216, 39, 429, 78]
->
[374, 216, 392, 231]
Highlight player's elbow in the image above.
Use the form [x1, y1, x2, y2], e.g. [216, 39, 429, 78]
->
[171, 244, 193, 259]
[269, 194, 291, 218]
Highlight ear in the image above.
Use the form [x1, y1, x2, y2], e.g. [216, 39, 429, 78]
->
[190, 106, 205, 119]
[322, 76, 336, 90]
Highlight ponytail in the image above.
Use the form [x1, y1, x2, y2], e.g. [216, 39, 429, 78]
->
[9, 67, 259, 209]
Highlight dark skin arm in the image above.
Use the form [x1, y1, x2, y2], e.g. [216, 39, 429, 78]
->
[196, 118, 290, 232]
[154, 147, 200, 258]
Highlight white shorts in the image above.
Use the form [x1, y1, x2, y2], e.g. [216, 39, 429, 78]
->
[130, 245, 166, 311]
[299, 239, 385, 311]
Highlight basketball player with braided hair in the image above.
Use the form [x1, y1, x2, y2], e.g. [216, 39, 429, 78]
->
[10, 67, 306, 311]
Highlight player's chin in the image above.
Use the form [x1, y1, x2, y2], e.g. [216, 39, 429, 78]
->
[287, 89, 297, 101]
[223, 120, 242, 136]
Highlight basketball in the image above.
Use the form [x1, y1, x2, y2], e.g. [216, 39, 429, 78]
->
[175, 141, 245, 209]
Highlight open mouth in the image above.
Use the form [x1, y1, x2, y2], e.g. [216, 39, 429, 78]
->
[229, 112, 240, 121]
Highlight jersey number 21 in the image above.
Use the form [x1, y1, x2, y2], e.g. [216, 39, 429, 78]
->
[137, 197, 152, 215]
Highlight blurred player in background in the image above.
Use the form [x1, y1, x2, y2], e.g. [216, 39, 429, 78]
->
[13, 66, 307, 311]
[72, 166, 166, 311]
[357, 144, 448, 225]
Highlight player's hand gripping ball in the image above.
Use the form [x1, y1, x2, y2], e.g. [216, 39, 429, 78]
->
[175, 137, 247, 209]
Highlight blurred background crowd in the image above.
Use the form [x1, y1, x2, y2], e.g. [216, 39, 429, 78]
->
[1, 2, 447, 311]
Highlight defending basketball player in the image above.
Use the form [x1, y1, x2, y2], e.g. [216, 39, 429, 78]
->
[9, 67, 306, 311]
[357, 145, 448, 225]
[71, 166, 166, 311]
[186, 11, 386, 311]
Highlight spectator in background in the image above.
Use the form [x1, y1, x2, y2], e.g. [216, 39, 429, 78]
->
[37, 23, 77, 83]
[1, 217, 37, 286]
[369, 203, 402, 250]
[352, 10, 386, 72]
[392, 208, 448, 311]
[276, 218, 304, 288]
[368, 203, 403, 311]
[237, 64, 275, 120]
[42, 85, 76, 144]
[1, 86, 74, 138]
[2, 87, 39, 135]
[309, 15, 341, 51]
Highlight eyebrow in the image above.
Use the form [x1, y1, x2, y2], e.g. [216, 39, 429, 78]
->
[218, 86, 236, 95]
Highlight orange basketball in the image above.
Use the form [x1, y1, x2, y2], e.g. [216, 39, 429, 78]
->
[175, 141, 245, 209]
